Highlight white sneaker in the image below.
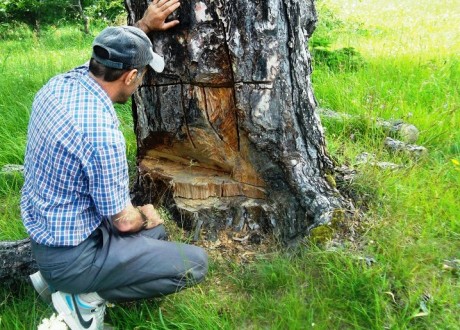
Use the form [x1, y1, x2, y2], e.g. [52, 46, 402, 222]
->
[30, 271, 52, 303]
[51, 291, 106, 330]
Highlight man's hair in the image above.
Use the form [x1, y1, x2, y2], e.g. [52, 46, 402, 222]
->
[89, 58, 146, 82]
[89, 58, 127, 82]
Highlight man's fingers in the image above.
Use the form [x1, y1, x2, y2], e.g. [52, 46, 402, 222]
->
[163, 2, 180, 15]
[151, 0, 176, 9]
[158, 0, 180, 11]
[161, 20, 180, 30]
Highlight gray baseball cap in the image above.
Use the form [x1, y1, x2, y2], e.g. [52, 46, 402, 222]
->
[92, 26, 165, 72]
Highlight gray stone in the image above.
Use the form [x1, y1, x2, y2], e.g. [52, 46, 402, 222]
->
[355, 152, 376, 164]
[355, 153, 402, 170]
[1, 164, 24, 174]
[376, 118, 420, 143]
[384, 137, 428, 157]
[398, 123, 419, 143]
[372, 162, 403, 170]
[317, 108, 352, 121]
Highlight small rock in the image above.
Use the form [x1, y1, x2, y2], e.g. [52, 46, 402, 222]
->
[398, 123, 419, 143]
[376, 118, 398, 131]
[355, 255, 377, 266]
[373, 162, 403, 170]
[355, 152, 376, 164]
[355, 152, 403, 170]
[1, 164, 24, 174]
[442, 259, 460, 274]
[384, 137, 428, 157]
[334, 165, 357, 182]
[316, 108, 352, 121]
[376, 119, 420, 143]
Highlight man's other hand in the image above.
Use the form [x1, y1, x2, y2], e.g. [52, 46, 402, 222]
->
[138, 204, 164, 229]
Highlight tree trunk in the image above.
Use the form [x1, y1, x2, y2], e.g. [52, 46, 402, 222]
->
[125, 0, 352, 245]
[74, 0, 90, 34]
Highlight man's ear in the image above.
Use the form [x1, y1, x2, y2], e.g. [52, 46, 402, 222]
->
[124, 69, 139, 86]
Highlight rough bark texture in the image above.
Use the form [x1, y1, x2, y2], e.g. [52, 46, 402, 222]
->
[126, 0, 350, 244]
[0, 239, 37, 284]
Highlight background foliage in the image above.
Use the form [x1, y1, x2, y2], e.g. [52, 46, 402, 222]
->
[0, 0, 125, 32]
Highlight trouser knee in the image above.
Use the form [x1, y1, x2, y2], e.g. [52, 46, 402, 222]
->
[188, 246, 209, 284]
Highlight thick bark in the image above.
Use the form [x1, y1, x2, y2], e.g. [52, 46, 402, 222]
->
[0, 239, 37, 284]
[126, 0, 351, 244]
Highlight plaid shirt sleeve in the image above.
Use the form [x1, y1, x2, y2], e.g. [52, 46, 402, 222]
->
[86, 136, 130, 217]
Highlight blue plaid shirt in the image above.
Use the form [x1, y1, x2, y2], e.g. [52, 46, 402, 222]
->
[21, 64, 130, 246]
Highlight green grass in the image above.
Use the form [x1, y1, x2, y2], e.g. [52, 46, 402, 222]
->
[1, 0, 459, 328]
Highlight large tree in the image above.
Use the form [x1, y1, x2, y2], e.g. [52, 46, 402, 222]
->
[125, 0, 351, 244]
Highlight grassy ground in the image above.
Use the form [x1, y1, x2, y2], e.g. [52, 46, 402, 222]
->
[1, 0, 459, 329]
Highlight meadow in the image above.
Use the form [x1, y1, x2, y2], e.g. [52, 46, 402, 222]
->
[0, 0, 458, 328]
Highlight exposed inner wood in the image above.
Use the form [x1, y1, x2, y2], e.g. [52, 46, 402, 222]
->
[199, 86, 239, 152]
[139, 157, 266, 200]
[139, 83, 266, 201]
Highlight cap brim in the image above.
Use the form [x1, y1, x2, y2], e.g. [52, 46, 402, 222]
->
[149, 48, 165, 73]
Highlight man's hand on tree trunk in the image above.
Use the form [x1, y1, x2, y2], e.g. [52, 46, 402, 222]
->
[135, 0, 181, 33]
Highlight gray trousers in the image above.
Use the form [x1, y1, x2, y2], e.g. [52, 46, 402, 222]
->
[31, 220, 208, 302]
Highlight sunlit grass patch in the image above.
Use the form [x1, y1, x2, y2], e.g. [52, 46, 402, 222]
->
[0, 25, 96, 241]
[321, 0, 460, 58]
[312, 1, 459, 328]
